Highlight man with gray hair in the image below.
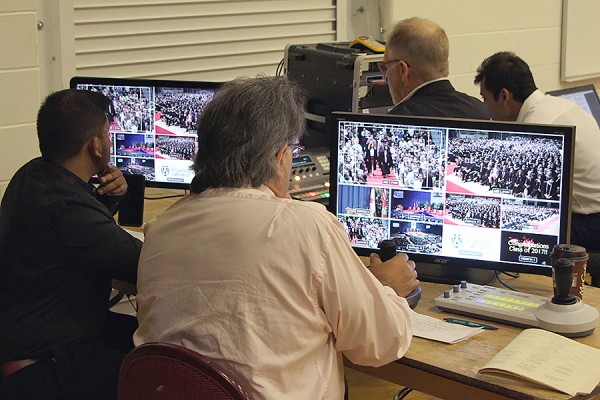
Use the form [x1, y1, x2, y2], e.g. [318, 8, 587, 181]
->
[134, 76, 418, 400]
[382, 17, 489, 119]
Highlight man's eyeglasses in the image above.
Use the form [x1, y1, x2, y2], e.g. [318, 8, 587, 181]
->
[377, 59, 410, 80]
[288, 143, 305, 158]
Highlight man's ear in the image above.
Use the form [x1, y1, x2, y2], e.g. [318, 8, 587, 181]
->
[398, 60, 410, 81]
[275, 144, 288, 165]
[88, 136, 103, 159]
[499, 88, 512, 105]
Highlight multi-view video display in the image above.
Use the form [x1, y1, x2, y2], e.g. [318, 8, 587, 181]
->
[75, 82, 218, 186]
[334, 119, 568, 268]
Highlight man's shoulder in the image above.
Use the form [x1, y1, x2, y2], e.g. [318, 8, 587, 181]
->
[526, 94, 600, 129]
[283, 197, 332, 218]
[390, 88, 489, 120]
[6, 158, 102, 214]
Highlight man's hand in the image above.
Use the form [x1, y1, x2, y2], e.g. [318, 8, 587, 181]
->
[97, 164, 128, 196]
[369, 252, 420, 297]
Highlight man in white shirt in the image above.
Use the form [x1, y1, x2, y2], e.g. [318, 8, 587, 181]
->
[134, 76, 418, 400]
[474, 51, 600, 253]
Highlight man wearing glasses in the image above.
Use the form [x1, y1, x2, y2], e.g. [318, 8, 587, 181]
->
[381, 17, 489, 120]
[134, 76, 418, 400]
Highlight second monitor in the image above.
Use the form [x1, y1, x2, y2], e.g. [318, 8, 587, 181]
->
[328, 112, 575, 283]
[71, 76, 222, 190]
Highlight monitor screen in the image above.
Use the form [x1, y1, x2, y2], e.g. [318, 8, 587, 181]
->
[328, 112, 575, 282]
[547, 84, 600, 127]
[70, 76, 222, 189]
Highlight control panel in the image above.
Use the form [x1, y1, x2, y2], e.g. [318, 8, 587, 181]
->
[434, 282, 548, 328]
[288, 148, 330, 203]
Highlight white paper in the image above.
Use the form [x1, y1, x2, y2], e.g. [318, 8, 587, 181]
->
[412, 312, 484, 344]
[123, 228, 144, 241]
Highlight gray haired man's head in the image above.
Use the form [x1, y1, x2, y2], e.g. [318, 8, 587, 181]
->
[191, 76, 306, 193]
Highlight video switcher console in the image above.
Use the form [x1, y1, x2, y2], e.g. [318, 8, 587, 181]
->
[434, 281, 548, 328]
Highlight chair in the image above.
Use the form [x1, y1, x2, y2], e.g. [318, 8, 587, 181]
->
[118, 342, 251, 400]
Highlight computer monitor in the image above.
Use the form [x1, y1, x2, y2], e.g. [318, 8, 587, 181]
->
[328, 112, 575, 283]
[70, 76, 222, 189]
[547, 84, 600, 127]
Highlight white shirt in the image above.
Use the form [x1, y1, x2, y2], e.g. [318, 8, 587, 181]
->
[517, 90, 600, 214]
[134, 186, 413, 400]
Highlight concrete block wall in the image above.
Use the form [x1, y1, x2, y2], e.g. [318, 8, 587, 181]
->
[385, 0, 600, 98]
[0, 0, 41, 197]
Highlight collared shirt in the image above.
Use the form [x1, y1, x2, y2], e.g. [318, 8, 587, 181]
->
[517, 90, 600, 214]
[134, 186, 413, 400]
[0, 157, 142, 361]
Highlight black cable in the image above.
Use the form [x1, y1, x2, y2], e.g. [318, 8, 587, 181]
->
[144, 194, 185, 200]
[276, 58, 285, 76]
[495, 270, 518, 291]
[501, 270, 520, 279]
[392, 387, 413, 400]
[127, 294, 138, 312]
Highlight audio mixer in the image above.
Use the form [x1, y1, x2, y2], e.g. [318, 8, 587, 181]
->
[288, 148, 330, 204]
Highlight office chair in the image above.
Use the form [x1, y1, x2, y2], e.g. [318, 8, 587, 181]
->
[118, 342, 251, 400]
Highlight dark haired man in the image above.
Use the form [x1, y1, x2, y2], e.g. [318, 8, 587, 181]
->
[0, 89, 142, 399]
[475, 51, 600, 252]
[382, 17, 489, 119]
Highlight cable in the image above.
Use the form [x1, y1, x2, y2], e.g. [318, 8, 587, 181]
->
[495, 270, 519, 291]
[144, 194, 185, 200]
[501, 270, 521, 279]
[276, 58, 285, 76]
[392, 387, 413, 400]
[377, 0, 385, 41]
[127, 294, 138, 313]
[144, 189, 187, 200]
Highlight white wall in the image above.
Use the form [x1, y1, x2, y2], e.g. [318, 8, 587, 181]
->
[383, 0, 600, 98]
[0, 0, 41, 198]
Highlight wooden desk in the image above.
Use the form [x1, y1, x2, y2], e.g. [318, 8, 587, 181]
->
[125, 194, 600, 399]
[347, 276, 600, 400]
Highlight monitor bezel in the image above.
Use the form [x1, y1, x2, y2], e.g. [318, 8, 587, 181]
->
[70, 76, 223, 190]
[327, 111, 575, 277]
[546, 84, 600, 127]
[546, 83, 600, 99]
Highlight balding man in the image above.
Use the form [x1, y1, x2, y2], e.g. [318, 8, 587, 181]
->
[381, 17, 489, 119]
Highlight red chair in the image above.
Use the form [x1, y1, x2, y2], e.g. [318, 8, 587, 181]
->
[118, 342, 251, 400]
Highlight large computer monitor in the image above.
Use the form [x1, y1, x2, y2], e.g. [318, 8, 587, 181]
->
[547, 84, 600, 127]
[70, 76, 222, 189]
[328, 112, 575, 283]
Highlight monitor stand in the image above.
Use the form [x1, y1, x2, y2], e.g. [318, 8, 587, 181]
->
[416, 262, 496, 286]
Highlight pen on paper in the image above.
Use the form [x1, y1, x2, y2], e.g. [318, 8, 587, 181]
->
[443, 317, 499, 330]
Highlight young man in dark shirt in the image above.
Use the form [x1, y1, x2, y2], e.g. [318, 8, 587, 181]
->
[0, 89, 143, 400]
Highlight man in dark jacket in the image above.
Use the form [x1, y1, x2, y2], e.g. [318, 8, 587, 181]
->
[381, 17, 489, 120]
[0, 89, 143, 400]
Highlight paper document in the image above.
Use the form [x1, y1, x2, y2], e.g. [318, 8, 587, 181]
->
[479, 328, 600, 396]
[123, 228, 144, 241]
[412, 312, 484, 344]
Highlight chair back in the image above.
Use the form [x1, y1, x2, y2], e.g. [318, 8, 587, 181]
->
[118, 342, 251, 400]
